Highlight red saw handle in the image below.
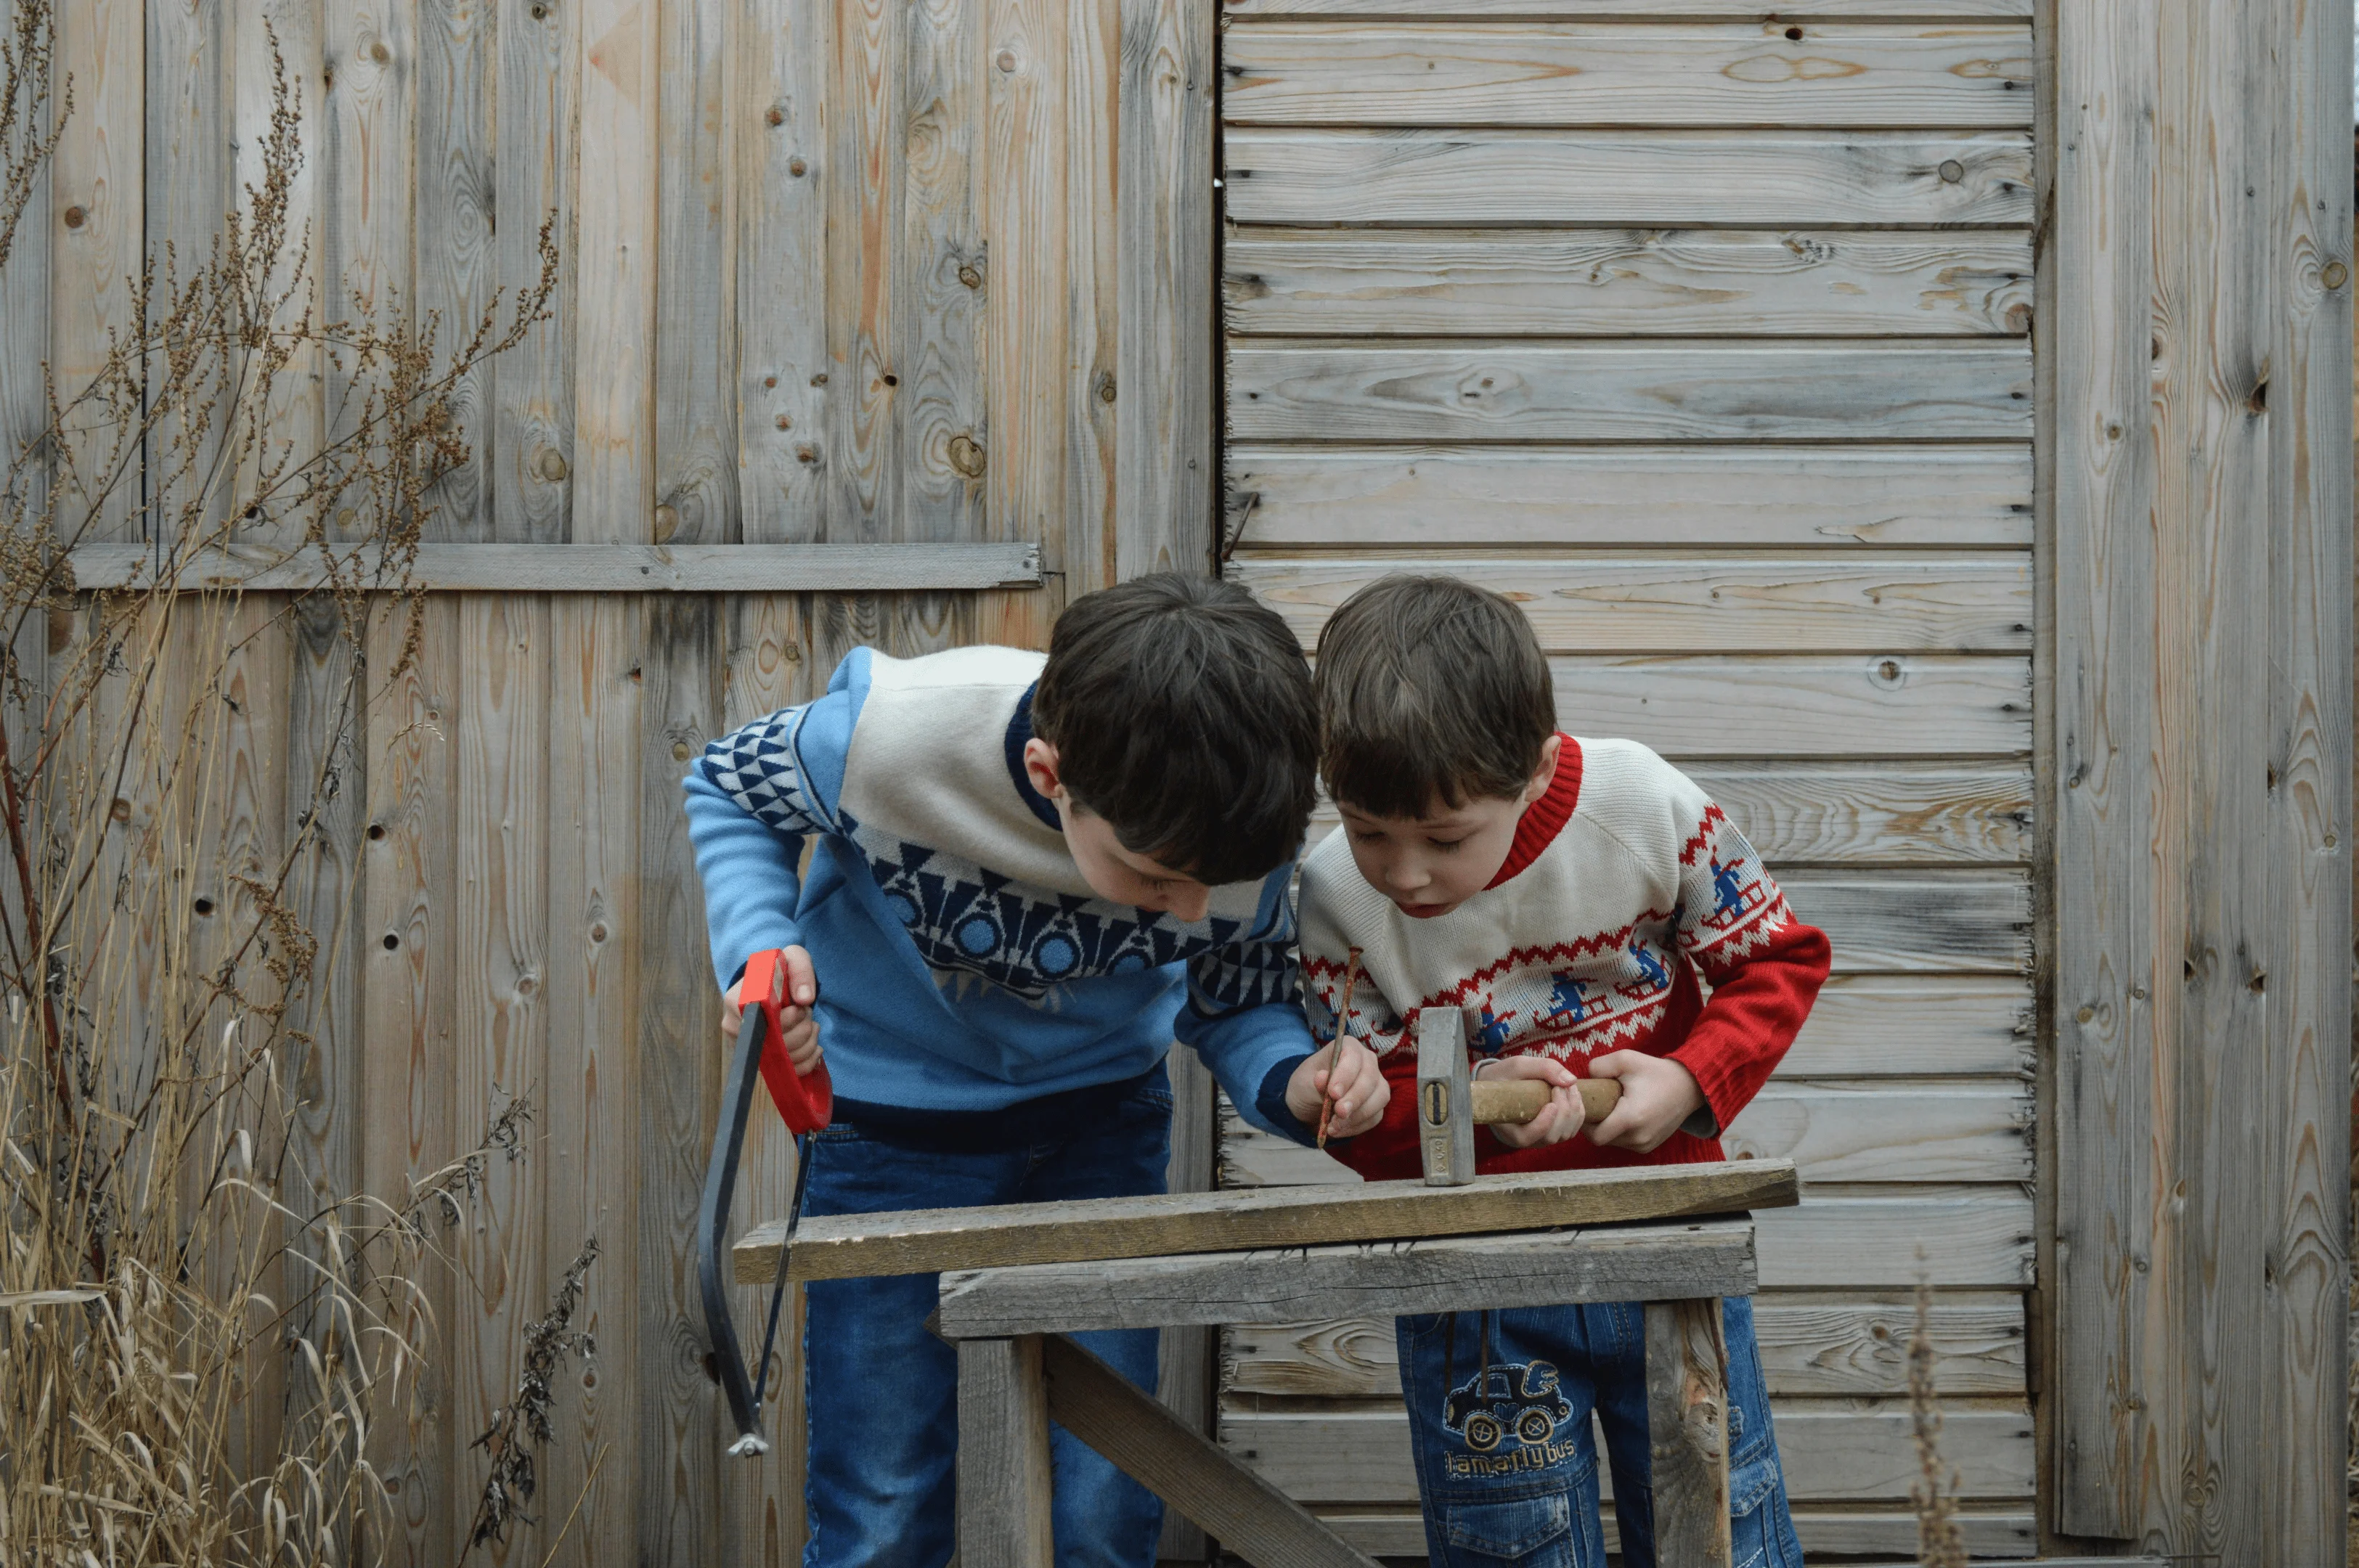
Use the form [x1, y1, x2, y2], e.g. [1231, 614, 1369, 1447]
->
[743, 948, 832, 1134]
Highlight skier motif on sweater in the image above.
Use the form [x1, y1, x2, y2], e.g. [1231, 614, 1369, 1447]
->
[1297, 736, 1830, 1180]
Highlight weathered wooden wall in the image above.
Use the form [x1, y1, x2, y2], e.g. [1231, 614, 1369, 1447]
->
[1215, 2, 2044, 1554]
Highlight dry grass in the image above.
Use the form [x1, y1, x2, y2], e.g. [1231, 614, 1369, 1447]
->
[0, 2, 583, 1561]
[1910, 1270, 1968, 1568]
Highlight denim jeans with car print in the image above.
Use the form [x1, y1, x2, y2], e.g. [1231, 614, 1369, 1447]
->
[1396, 1297, 1801, 1568]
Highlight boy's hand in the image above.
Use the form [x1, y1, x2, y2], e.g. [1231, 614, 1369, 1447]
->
[1583, 1050, 1706, 1154]
[1475, 1054, 1587, 1149]
[1285, 1037, 1389, 1140]
[719, 945, 823, 1074]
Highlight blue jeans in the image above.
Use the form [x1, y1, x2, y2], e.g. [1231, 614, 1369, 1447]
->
[1396, 1297, 1802, 1568]
[799, 1074, 1170, 1568]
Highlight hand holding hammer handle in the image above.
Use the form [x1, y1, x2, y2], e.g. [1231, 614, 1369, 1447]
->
[1468, 1075, 1622, 1127]
[1418, 1005, 1621, 1185]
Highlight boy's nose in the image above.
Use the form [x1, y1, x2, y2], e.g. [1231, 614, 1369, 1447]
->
[1386, 859, 1429, 892]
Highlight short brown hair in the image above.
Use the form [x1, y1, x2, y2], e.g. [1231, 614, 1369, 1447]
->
[1315, 575, 1555, 818]
[1032, 572, 1318, 885]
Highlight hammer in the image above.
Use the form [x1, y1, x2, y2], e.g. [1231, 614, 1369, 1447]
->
[1415, 1005, 1621, 1186]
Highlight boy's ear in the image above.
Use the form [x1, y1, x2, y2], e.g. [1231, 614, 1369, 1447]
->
[1522, 733, 1562, 805]
[1022, 737, 1064, 802]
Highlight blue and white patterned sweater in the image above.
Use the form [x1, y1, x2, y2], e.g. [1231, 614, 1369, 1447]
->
[683, 645, 1316, 1135]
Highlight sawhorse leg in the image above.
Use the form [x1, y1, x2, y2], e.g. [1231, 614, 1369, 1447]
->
[1645, 1297, 1732, 1568]
[957, 1336, 1054, 1568]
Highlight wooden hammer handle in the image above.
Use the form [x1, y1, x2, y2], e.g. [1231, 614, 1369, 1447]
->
[1470, 1076, 1622, 1127]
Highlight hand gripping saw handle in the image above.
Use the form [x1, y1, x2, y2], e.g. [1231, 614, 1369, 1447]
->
[696, 948, 832, 1458]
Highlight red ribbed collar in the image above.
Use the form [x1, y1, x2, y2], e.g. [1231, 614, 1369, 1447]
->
[1483, 735, 1582, 891]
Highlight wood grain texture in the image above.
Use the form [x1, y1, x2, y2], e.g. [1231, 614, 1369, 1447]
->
[1157, 1047, 1218, 1561]
[1223, 24, 2032, 129]
[1223, 130, 2033, 226]
[1236, 551, 2032, 654]
[1222, 1291, 2026, 1400]
[415, 0, 496, 540]
[896, 0, 985, 560]
[1779, 974, 2031, 1077]
[735, 0, 828, 544]
[742, 1159, 1800, 1283]
[957, 1337, 1055, 1568]
[1224, 229, 2034, 338]
[654, 0, 741, 546]
[1218, 1400, 2034, 1503]
[494, 0, 575, 542]
[828, 0, 903, 545]
[1226, 444, 2034, 551]
[1221, 0, 2034, 19]
[575, 0, 657, 544]
[145, 0, 230, 542]
[934, 1220, 1758, 1337]
[1116, 0, 1215, 576]
[1543, 653, 2029, 759]
[1040, 1333, 1383, 1567]
[1645, 1298, 1732, 1568]
[1315, 1508, 2045, 1560]
[1059, 0, 1120, 605]
[1757, 1193, 2031, 1288]
[49, 0, 143, 541]
[1780, 870, 2031, 975]
[320, 0, 412, 401]
[69, 542, 1047, 592]
[1227, 342, 2032, 443]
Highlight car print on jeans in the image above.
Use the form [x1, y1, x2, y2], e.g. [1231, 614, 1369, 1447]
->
[1442, 1360, 1573, 1453]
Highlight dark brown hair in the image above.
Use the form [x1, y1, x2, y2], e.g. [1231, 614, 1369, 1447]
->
[1314, 574, 1555, 818]
[1032, 572, 1319, 886]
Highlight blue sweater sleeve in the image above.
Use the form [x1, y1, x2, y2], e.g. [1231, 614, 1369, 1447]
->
[1175, 871, 1319, 1145]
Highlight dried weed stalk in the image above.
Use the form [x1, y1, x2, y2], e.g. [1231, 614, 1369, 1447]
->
[466, 1238, 600, 1551]
[0, 2, 576, 1561]
[1910, 1271, 1968, 1568]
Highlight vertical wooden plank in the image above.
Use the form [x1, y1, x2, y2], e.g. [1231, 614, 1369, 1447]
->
[1644, 1299, 1732, 1568]
[495, 0, 575, 543]
[145, 0, 227, 537]
[0, 0, 52, 919]
[1064, 0, 1119, 605]
[362, 595, 460, 1567]
[320, 1, 412, 327]
[828, 0, 901, 549]
[543, 592, 644, 1567]
[1115, 0, 1211, 579]
[721, 593, 812, 1562]
[1156, 1048, 1215, 1561]
[654, 0, 741, 544]
[450, 593, 551, 1566]
[735, 0, 828, 544]
[415, 0, 495, 539]
[575, 0, 657, 545]
[50, 0, 144, 542]
[2263, 0, 2352, 1556]
[636, 595, 725, 1565]
[2046, 0, 2158, 1540]
[233, 0, 324, 551]
[984, 0, 1066, 592]
[956, 1336, 1056, 1568]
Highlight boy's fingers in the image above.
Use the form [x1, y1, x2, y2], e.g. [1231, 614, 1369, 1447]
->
[782, 945, 818, 1007]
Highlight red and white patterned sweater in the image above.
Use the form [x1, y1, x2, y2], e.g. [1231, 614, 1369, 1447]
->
[1298, 735, 1830, 1180]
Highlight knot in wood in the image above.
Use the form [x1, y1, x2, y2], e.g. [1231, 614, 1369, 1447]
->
[62, 205, 86, 230]
[1937, 159, 1965, 184]
[537, 449, 569, 482]
[948, 433, 987, 478]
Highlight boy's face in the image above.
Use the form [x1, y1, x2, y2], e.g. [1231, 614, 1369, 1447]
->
[1336, 736, 1560, 920]
[1022, 739, 1215, 921]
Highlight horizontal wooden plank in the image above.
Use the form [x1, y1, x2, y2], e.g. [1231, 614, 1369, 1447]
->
[1228, 341, 2032, 442]
[1218, 1400, 2034, 1502]
[738, 1159, 1800, 1283]
[1784, 869, 2032, 973]
[1308, 760, 2033, 865]
[1237, 551, 2032, 653]
[1224, 229, 2034, 337]
[1783, 974, 2031, 1077]
[1219, 1080, 2026, 1189]
[1756, 1192, 2031, 1287]
[68, 542, 1048, 593]
[1312, 1507, 2038, 1559]
[1226, 444, 2033, 550]
[1223, 25, 2032, 128]
[1223, 1290, 2025, 1398]
[1223, 0, 2034, 20]
[936, 1219, 1756, 1337]
[1223, 131, 2034, 226]
[1545, 653, 2030, 757]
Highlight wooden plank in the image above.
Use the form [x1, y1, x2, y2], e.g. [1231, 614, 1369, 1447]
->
[1223, 24, 2032, 129]
[934, 1220, 1758, 1337]
[415, 0, 496, 540]
[1221, 1291, 2027, 1400]
[68, 542, 1048, 592]
[654, 0, 741, 545]
[1645, 1298, 1731, 1568]
[1757, 1193, 2030, 1288]
[575, 0, 659, 544]
[1780, 974, 2031, 1078]
[828, 0, 902, 547]
[1543, 654, 2030, 759]
[232, 1, 324, 552]
[494, 0, 576, 543]
[49, 0, 144, 542]
[1316, 1508, 2042, 1559]
[1224, 229, 2034, 338]
[145, 0, 229, 543]
[956, 1337, 1055, 1568]
[895, 0, 985, 558]
[1225, 445, 2034, 551]
[1223, 130, 2033, 226]
[1220, 1082, 2027, 1190]
[319, 0, 412, 374]
[1780, 870, 2031, 975]
[1041, 1333, 1381, 1568]
[1059, 0, 1121, 607]
[740, 1159, 1801, 1283]
[1116, 0, 1215, 576]
[1157, 1047, 1218, 1560]
[1217, 1400, 2034, 1503]
[1221, 0, 2034, 19]
[1226, 342, 2032, 444]
[735, 0, 827, 544]
[1236, 552, 2033, 654]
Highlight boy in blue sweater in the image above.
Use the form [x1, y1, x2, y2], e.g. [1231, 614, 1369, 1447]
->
[685, 573, 1389, 1567]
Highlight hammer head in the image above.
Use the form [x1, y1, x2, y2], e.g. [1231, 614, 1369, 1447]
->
[1417, 1007, 1474, 1186]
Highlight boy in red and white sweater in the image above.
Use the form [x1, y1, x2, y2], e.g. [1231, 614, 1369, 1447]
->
[1296, 576, 1828, 1567]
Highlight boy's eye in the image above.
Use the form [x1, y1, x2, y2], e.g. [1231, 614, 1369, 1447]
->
[1428, 836, 1467, 852]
